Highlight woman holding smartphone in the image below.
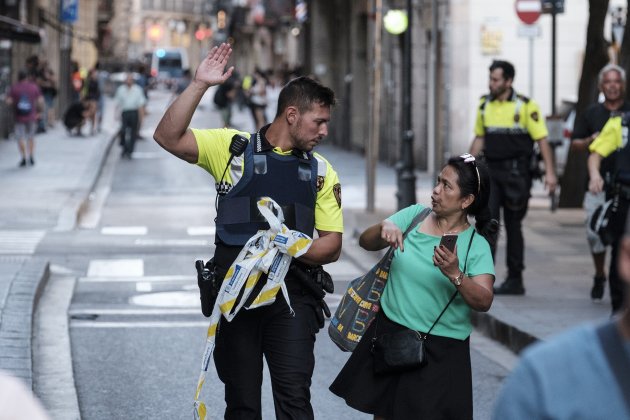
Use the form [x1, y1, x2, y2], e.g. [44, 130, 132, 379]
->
[330, 153, 498, 420]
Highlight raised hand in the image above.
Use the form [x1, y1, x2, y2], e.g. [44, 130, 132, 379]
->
[194, 43, 234, 87]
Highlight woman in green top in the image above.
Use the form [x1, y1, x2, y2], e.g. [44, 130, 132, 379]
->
[330, 153, 498, 420]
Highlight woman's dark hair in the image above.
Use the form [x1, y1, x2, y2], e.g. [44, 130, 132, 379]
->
[447, 155, 499, 255]
[275, 76, 336, 118]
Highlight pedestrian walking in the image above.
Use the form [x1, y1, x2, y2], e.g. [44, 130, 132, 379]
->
[114, 73, 146, 159]
[213, 73, 239, 128]
[244, 68, 269, 130]
[6, 69, 43, 167]
[470, 60, 557, 295]
[571, 64, 630, 301]
[36, 59, 57, 130]
[330, 154, 497, 419]
[587, 105, 630, 315]
[154, 43, 343, 419]
[492, 211, 630, 419]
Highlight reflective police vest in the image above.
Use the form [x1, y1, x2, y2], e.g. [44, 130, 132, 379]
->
[614, 112, 630, 187]
[480, 91, 534, 161]
[215, 132, 318, 246]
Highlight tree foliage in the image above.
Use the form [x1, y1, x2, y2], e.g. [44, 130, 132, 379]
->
[559, 0, 610, 208]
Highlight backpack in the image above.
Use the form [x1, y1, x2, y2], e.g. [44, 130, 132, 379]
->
[15, 94, 32, 116]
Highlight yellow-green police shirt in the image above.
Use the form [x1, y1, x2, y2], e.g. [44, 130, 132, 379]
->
[590, 116, 624, 158]
[474, 94, 548, 141]
[192, 128, 344, 234]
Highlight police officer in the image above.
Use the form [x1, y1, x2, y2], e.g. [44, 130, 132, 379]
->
[588, 112, 630, 315]
[154, 43, 343, 419]
[571, 64, 630, 301]
[470, 60, 557, 295]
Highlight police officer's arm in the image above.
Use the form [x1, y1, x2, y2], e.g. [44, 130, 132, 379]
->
[537, 138, 557, 193]
[587, 152, 604, 193]
[469, 136, 484, 157]
[298, 230, 342, 265]
[154, 43, 234, 163]
[470, 104, 485, 157]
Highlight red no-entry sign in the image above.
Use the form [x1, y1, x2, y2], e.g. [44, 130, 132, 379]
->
[515, 0, 541, 25]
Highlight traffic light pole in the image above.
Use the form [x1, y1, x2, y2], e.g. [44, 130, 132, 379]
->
[396, 0, 416, 209]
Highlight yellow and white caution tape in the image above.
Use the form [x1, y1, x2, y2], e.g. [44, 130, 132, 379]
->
[193, 197, 312, 419]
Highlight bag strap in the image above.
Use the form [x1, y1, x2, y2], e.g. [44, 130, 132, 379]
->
[425, 230, 476, 337]
[596, 321, 630, 415]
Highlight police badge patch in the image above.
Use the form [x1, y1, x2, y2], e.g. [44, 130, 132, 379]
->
[531, 111, 539, 122]
[333, 183, 342, 208]
[316, 176, 325, 191]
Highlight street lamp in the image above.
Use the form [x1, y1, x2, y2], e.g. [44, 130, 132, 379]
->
[385, 3, 416, 209]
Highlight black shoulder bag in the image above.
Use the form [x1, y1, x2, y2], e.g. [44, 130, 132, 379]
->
[371, 231, 476, 375]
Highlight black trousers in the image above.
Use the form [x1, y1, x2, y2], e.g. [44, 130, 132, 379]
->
[120, 110, 139, 156]
[487, 160, 532, 277]
[213, 292, 320, 420]
[607, 197, 629, 313]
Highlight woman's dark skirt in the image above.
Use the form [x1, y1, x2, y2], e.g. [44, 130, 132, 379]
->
[329, 309, 472, 420]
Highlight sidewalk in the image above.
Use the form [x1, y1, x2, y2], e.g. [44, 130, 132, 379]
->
[0, 91, 612, 391]
[0, 98, 118, 388]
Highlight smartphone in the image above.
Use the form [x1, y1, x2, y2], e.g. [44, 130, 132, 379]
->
[439, 234, 458, 252]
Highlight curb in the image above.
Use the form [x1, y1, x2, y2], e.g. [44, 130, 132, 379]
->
[471, 311, 537, 355]
[0, 259, 49, 388]
[55, 131, 117, 232]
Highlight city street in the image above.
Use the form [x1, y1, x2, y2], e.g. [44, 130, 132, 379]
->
[2, 88, 518, 419]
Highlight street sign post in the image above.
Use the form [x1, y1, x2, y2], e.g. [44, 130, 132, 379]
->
[515, 0, 541, 25]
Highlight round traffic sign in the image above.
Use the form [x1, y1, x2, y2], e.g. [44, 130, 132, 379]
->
[515, 0, 541, 25]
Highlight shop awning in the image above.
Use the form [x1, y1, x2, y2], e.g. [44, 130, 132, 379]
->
[0, 15, 41, 43]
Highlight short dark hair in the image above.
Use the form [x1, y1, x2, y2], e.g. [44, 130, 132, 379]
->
[17, 70, 29, 81]
[489, 60, 515, 81]
[275, 76, 336, 118]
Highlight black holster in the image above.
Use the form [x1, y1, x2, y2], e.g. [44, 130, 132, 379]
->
[195, 258, 222, 317]
[288, 263, 333, 320]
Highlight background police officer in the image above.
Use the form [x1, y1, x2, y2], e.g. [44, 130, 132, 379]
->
[589, 111, 630, 315]
[153, 43, 344, 419]
[571, 64, 630, 301]
[470, 60, 557, 295]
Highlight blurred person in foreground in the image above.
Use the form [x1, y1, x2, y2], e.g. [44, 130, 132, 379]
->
[154, 43, 343, 419]
[470, 60, 557, 295]
[330, 153, 498, 420]
[0, 370, 51, 420]
[571, 64, 630, 301]
[493, 213, 630, 419]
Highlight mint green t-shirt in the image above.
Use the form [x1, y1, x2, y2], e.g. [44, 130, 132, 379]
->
[380, 204, 495, 340]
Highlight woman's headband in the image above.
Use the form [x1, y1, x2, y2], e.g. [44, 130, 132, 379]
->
[459, 153, 481, 195]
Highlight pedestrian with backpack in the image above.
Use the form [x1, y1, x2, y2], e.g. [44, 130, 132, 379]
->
[6, 70, 43, 167]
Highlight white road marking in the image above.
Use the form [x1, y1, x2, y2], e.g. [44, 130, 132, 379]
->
[70, 321, 207, 328]
[101, 226, 148, 235]
[79, 274, 192, 283]
[69, 308, 201, 315]
[86, 259, 144, 277]
[0, 230, 45, 254]
[136, 282, 152, 292]
[131, 291, 199, 307]
[134, 238, 210, 246]
[187, 226, 216, 236]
